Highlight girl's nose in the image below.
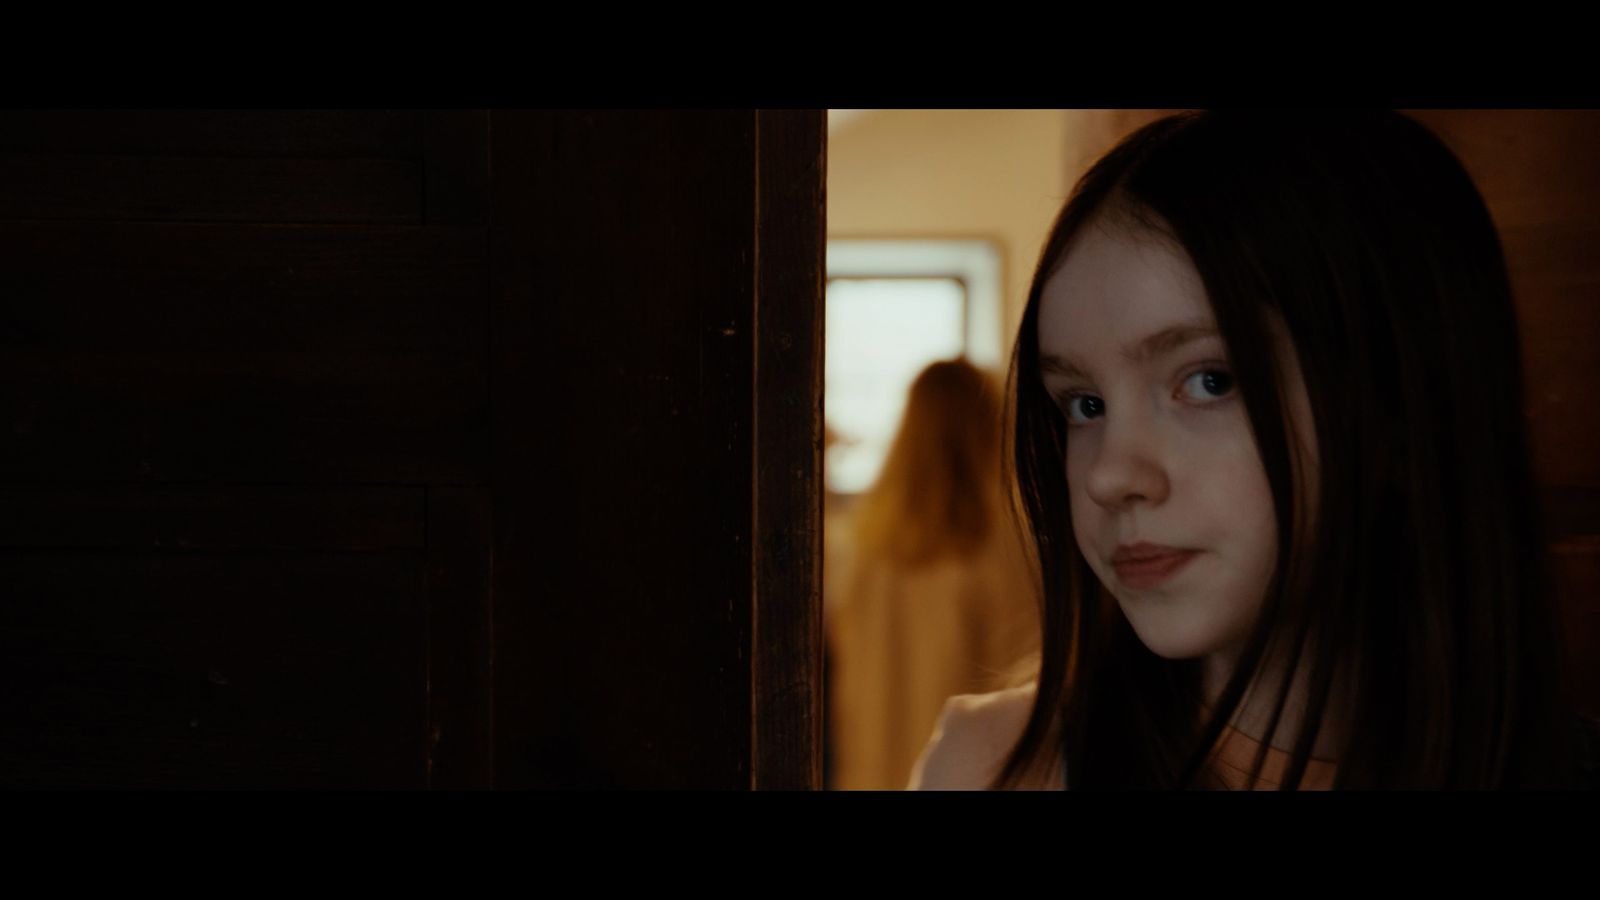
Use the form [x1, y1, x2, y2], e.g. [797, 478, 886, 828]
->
[1082, 419, 1171, 512]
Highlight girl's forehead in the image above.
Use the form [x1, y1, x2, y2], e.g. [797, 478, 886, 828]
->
[1038, 224, 1213, 356]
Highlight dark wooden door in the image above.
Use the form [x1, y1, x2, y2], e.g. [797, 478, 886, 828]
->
[0, 109, 823, 789]
[489, 111, 823, 789]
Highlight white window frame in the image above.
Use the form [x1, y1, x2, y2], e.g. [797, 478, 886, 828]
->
[825, 238, 1006, 370]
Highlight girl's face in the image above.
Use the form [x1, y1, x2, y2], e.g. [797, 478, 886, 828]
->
[1036, 218, 1315, 670]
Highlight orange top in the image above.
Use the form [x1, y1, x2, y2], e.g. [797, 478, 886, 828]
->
[1207, 725, 1338, 790]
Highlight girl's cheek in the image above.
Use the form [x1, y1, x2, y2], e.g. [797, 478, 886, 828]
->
[1066, 479, 1097, 544]
[1063, 431, 1098, 472]
[1177, 398, 1249, 437]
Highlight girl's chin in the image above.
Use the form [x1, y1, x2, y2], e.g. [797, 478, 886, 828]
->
[1120, 616, 1229, 662]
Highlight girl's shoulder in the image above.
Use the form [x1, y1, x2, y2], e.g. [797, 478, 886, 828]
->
[906, 683, 1063, 790]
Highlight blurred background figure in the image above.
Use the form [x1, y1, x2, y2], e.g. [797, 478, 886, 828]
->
[825, 358, 1040, 790]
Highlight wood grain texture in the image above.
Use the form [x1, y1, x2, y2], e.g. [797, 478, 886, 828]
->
[490, 110, 756, 789]
[0, 110, 422, 159]
[1500, 221, 1600, 488]
[0, 107, 832, 790]
[0, 221, 484, 352]
[0, 222, 489, 484]
[422, 111, 490, 226]
[1551, 546, 1600, 719]
[0, 155, 422, 224]
[1544, 487, 1600, 544]
[0, 485, 424, 550]
[0, 485, 429, 787]
[425, 486, 493, 789]
[0, 109, 488, 790]
[0, 550, 427, 788]
[752, 109, 825, 790]
[2, 348, 486, 484]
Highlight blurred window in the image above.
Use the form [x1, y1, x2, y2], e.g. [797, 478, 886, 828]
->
[824, 240, 1003, 495]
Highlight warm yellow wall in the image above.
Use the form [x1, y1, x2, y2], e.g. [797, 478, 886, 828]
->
[826, 109, 1071, 345]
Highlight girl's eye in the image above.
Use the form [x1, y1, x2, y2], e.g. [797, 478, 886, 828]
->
[1063, 393, 1105, 425]
[1182, 368, 1236, 401]
[1059, 368, 1235, 426]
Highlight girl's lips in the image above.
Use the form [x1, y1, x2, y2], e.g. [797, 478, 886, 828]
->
[1113, 550, 1201, 589]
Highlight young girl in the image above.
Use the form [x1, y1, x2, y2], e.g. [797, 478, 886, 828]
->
[908, 110, 1598, 790]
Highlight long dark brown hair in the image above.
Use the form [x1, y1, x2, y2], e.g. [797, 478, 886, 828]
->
[852, 359, 1007, 568]
[995, 110, 1582, 789]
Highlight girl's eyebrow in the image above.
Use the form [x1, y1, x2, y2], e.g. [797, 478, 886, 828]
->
[1040, 320, 1220, 380]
